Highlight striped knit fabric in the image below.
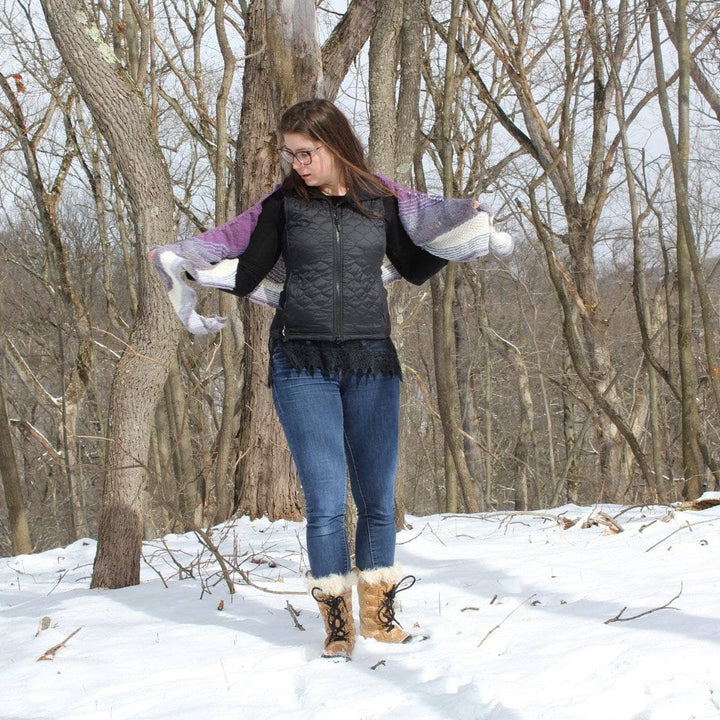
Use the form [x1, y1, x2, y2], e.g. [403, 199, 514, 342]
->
[150, 177, 513, 335]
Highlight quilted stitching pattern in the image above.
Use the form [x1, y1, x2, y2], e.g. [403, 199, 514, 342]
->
[281, 196, 390, 341]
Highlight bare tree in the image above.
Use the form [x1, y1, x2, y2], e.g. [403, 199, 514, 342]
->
[41, 0, 181, 587]
[649, 0, 705, 498]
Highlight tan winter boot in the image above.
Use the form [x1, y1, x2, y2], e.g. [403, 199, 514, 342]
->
[309, 573, 357, 661]
[357, 565, 424, 644]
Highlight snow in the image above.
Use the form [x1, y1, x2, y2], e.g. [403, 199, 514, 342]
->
[2, 498, 720, 720]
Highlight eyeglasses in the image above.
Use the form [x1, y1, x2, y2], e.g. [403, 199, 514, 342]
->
[279, 145, 323, 166]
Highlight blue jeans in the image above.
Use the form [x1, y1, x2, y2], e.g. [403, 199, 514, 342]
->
[271, 346, 400, 578]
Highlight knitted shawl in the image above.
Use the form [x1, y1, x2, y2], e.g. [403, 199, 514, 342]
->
[150, 176, 513, 335]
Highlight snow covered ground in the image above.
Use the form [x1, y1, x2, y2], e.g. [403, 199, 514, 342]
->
[2, 497, 719, 720]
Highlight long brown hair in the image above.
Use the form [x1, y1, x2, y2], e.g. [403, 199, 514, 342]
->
[278, 99, 394, 211]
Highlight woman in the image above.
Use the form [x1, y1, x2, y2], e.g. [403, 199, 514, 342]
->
[228, 99, 445, 661]
[151, 98, 512, 661]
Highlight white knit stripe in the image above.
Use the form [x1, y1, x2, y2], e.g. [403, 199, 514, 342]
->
[424, 214, 490, 257]
[381, 259, 402, 284]
[193, 258, 239, 290]
[305, 571, 357, 597]
[356, 563, 404, 586]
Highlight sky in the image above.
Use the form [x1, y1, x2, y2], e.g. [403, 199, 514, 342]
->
[2, 495, 720, 720]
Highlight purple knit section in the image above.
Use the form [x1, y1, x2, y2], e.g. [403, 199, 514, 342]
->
[150, 194, 266, 266]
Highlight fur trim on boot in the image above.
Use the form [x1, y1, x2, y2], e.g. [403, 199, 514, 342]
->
[356, 565, 425, 644]
[308, 572, 357, 661]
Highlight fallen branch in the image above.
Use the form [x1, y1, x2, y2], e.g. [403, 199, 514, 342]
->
[612, 504, 675, 520]
[583, 511, 624, 534]
[604, 583, 683, 625]
[645, 517, 718, 552]
[442, 511, 578, 529]
[235, 567, 306, 596]
[478, 594, 536, 647]
[37, 627, 82, 661]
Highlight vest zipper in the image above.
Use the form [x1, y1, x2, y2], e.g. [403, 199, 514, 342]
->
[331, 204, 342, 340]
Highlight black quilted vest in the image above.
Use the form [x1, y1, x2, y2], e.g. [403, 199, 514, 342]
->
[276, 193, 390, 341]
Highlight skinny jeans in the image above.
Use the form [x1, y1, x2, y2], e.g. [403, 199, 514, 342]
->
[270, 345, 399, 579]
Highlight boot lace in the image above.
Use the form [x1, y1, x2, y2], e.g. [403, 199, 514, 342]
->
[312, 588, 351, 644]
[377, 575, 416, 632]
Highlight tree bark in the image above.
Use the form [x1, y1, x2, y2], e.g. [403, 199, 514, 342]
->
[394, 0, 424, 186]
[321, 0, 376, 100]
[0, 375, 33, 554]
[368, 0, 403, 175]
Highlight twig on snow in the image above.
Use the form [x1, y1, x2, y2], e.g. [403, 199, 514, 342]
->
[478, 594, 536, 647]
[159, 536, 195, 578]
[285, 601, 305, 631]
[426, 523, 447, 546]
[645, 517, 718, 552]
[443, 511, 579, 530]
[47, 568, 69, 596]
[234, 567, 306, 596]
[37, 627, 82, 661]
[604, 583, 683, 625]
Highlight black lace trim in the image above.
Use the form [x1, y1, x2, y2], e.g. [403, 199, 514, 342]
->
[270, 338, 402, 385]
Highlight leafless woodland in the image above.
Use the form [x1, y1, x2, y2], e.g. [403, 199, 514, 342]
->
[1, 0, 719, 584]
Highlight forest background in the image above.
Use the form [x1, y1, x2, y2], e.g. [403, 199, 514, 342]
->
[1, 0, 719, 588]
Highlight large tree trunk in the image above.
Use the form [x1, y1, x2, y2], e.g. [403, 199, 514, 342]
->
[233, 0, 375, 520]
[232, 0, 323, 521]
[41, 0, 180, 588]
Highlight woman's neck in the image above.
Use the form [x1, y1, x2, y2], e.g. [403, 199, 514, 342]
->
[320, 182, 347, 197]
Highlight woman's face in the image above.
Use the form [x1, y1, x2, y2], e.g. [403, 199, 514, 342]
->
[281, 132, 343, 194]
